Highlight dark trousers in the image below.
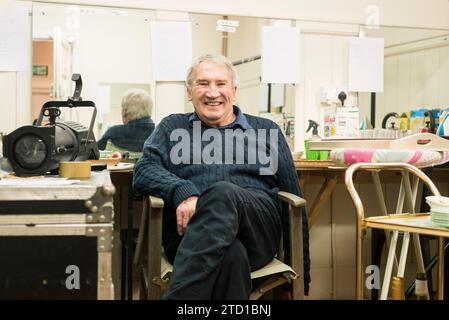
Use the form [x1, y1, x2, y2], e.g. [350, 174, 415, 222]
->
[162, 181, 282, 300]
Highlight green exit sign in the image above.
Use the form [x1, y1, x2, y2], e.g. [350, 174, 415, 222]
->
[33, 65, 48, 76]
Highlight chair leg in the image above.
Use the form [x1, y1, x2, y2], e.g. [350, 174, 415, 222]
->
[371, 228, 386, 300]
[147, 203, 163, 300]
[133, 199, 148, 265]
[139, 267, 148, 300]
[249, 275, 288, 300]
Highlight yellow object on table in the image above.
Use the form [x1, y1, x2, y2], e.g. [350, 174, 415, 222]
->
[59, 161, 91, 178]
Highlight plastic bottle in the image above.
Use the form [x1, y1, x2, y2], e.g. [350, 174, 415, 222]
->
[414, 272, 429, 300]
[399, 112, 409, 132]
[285, 119, 295, 151]
[437, 109, 449, 137]
[391, 276, 405, 300]
[304, 120, 321, 160]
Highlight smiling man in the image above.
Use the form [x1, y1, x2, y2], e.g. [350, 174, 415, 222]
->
[133, 54, 310, 299]
[186, 57, 237, 127]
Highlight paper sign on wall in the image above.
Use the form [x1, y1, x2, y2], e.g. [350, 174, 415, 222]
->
[150, 21, 192, 81]
[95, 84, 111, 115]
[261, 26, 300, 84]
[0, 5, 31, 72]
[348, 37, 384, 92]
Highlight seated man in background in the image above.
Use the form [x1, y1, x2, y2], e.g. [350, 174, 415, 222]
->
[97, 88, 155, 152]
[133, 54, 310, 299]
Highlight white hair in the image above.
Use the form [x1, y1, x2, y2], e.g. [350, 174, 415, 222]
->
[185, 54, 239, 90]
[121, 88, 152, 121]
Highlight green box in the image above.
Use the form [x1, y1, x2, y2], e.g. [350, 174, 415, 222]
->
[33, 65, 48, 76]
[319, 150, 329, 160]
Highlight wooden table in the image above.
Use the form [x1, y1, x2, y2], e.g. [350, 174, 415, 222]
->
[295, 160, 343, 229]
[295, 160, 449, 230]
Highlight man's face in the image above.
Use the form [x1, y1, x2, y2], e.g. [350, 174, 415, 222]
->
[187, 61, 237, 127]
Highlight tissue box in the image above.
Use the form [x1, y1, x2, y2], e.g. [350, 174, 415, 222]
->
[426, 196, 449, 227]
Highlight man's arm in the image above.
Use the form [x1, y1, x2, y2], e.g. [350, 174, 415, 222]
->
[276, 128, 301, 196]
[132, 119, 200, 210]
[97, 127, 113, 151]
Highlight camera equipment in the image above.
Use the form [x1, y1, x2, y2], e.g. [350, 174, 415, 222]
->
[2, 74, 100, 176]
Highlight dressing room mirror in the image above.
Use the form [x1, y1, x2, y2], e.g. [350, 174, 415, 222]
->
[189, 13, 296, 118]
[32, 3, 296, 139]
[33, 2, 449, 142]
[357, 25, 449, 128]
[32, 3, 155, 138]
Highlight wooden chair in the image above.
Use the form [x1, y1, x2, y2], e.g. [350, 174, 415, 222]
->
[133, 191, 306, 300]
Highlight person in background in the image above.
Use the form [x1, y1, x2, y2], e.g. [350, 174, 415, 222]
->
[133, 54, 310, 299]
[97, 88, 155, 152]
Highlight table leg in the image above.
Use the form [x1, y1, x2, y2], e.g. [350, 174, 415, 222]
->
[308, 175, 338, 229]
[299, 171, 309, 193]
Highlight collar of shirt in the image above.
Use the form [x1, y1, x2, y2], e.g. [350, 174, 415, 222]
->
[127, 116, 153, 125]
[188, 105, 253, 130]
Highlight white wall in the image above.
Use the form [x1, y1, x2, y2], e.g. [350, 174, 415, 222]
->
[294, 22, 359, 151]
[32, 3, 154, 134]
[76, 9, 153, 128]
[32, 0, 449, 30]
[228, 16, 267, 116]
[0, 1, 32, 135]
[359, 40, 449, 128]
[190, 13, 222, 58]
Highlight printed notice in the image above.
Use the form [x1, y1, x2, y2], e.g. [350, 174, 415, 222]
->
[0, 5, 31, 71]
[348, 37, 384, 92]
[150, 21, 192, 81]
[261, 26, 301, 84]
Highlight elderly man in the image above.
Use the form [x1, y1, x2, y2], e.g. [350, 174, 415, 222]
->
[133, 54, 310, 299]
[97, 88, 155, 152]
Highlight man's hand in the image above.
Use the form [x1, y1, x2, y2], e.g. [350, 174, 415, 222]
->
[176, 196, 198, 236]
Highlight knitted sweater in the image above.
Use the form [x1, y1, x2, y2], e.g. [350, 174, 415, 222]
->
[97, 116, 155, 152]
[133, 108, 310, 293]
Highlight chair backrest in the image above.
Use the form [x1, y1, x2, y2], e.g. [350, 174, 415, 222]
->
[345, 162, 440, 221]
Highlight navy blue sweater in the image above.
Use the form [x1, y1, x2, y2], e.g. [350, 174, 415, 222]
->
[97, 116, 155, 152]
[133, 109, 310, 293]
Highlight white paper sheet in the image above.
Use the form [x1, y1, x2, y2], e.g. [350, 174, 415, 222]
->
[0, 5, 31, 72]
[108, 163, 134, 171]
[95, 84, 111, 114]
[150, 21, 192, 81]
[261, 26, 301, 84]
[348, 37, 384, 92]
[0, 178, 81, 186]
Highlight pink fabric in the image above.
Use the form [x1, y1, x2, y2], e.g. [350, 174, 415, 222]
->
[343, 149, 375, 165]
[407, 150, 423, 164]
[331, 149, 449, 168]
[445, 152, 449, 162]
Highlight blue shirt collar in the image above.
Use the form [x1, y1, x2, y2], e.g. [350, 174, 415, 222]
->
[188, 105, 253, 130]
